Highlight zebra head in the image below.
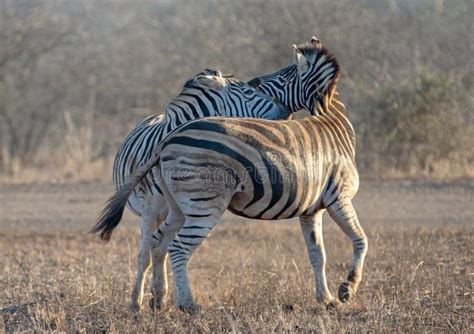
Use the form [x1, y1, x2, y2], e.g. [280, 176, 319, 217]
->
[248, 36, 340, 115]
[186, 74, 291, 120]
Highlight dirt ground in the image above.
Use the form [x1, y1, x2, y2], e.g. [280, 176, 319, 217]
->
[1, 179, 473, 332]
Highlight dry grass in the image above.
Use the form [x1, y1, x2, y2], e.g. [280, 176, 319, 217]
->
[1, 181, 473, 332]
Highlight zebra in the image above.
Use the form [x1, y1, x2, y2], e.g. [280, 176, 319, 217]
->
[95, 37, 353, 310]
[104, 70, 291, 311]
[93, 39, 368, 310]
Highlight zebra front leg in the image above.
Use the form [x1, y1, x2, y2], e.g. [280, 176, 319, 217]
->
[130, 203, 158, 312]
[327, 199, 368, 303]
[299, 211, 336, 306]
[168, 215, 221, 312]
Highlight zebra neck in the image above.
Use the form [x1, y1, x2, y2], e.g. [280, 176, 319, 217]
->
[256, 65, 303, 113]
[315, 91, 356, 149]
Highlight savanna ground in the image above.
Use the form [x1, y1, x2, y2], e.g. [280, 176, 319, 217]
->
[1, 179, 473, 332]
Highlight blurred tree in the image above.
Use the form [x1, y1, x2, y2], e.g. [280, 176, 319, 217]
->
[0, 0, 72, 174]
[0, 0, 472, 178]
[360, 71, 473, 174]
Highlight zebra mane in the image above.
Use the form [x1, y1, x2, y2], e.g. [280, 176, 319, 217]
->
[311, 70, 340, 116]
[300, 44, 339, 76]
[304, 44, 340, 113]
[314, 78, 340, 115]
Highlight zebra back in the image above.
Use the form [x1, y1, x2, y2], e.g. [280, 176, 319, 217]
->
[94, 43, 341, 241]
[153, 44, 353, 219]
[98, 70, 290, 240]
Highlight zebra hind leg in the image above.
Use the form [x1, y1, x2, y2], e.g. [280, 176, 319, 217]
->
[148, 197, 169, 310]
[148, 208, 185, 310]
[168, 213, 223, 312]
[327, 199, 368, 303]
[299, 211, 337, 307]
[162, 162, 234, 311]
[129, 201, 158, 312]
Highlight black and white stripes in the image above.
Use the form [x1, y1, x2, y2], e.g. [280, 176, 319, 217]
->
[95, 38, 368, 310]
[113, 70, 290, 215]
[106, 70, 289, 311]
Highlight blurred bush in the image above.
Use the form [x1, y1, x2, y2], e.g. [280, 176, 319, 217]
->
[0, 0, 472, 180]
[359, 72, 473, 175]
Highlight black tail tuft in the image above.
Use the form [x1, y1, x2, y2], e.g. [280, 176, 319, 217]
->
[90, 184, 133, 242]
[91, 142, 163, 242]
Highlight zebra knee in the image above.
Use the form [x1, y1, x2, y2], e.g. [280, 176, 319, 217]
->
[150, 229, 163, 247]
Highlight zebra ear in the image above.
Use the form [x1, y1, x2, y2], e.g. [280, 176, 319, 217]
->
[293, 44, 309, 74]
[195, 75, 227, 90]
[310, 36, 321, 47]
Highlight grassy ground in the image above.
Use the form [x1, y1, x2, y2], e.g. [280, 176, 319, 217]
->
[1, 180, 473, 332]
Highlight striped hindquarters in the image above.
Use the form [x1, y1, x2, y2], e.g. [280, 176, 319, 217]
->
[112, 115, 166, 214]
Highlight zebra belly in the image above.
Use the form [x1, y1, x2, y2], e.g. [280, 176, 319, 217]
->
[228, 183, 324, 220]
[226, 161, 330, 221]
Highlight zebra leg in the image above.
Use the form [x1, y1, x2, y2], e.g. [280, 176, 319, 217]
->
[299, 211, 336, 306]
[130, 200, 158, 312]
[168, 214, 222, 312]
[327, 199, 368, 303]
[148, 196, 169, 310]
[148, 206, 185, 310]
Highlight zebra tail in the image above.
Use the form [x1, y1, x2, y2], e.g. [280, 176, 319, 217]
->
[91, 146, 164, 242]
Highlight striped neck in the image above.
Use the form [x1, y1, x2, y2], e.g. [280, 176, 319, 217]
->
[315, 90, 356, 151]
[252, 64, 306, 113]
[252, 51, 340, 115]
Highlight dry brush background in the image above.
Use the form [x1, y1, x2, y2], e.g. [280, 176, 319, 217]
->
[1, 0, 473, 180]
[1, 0, 473, 332]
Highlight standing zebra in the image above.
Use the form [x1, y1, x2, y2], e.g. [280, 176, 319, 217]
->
[96, 37, 354, 310]
[104, 70, 290, 311]
[94, 39, 368, 310]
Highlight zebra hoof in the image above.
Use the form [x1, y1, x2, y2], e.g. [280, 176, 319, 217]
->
[325, 299, 341, 310]
[338, 281, 354, 303]
[149, 297, 163, 311]
[129, 303, 142, 313]
[178, 302, 200, 314]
